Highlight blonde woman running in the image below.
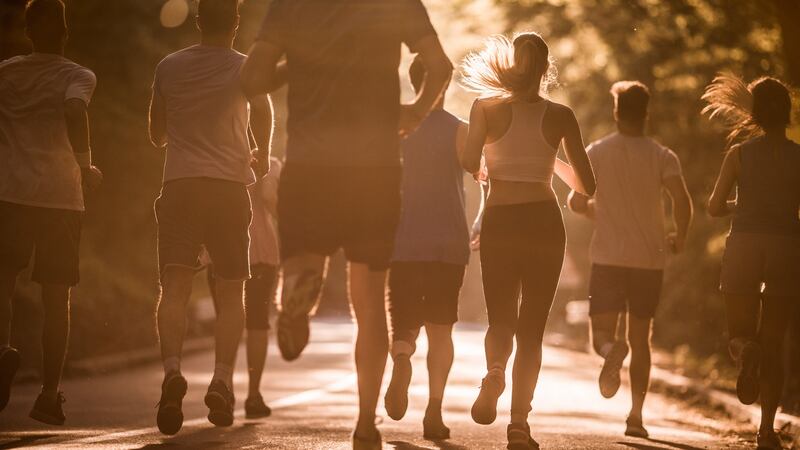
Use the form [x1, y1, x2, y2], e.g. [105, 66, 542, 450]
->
[705, 75, 800, 450]
[460, 33, 596, 449]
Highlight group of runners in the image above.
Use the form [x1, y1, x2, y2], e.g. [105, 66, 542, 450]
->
[0, 1, 798, 449]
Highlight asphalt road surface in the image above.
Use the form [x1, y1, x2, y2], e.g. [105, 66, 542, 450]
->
[0, 321, 756, 449]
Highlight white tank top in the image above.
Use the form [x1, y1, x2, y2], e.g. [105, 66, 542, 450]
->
[484, 100, 557, 183]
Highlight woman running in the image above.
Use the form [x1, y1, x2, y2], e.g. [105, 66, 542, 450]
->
[459, 33, 596, 449]
[705, 75, 800, 450]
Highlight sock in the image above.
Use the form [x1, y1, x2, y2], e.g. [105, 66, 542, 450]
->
[510, 412, 528, 425]
[599, 342, 614, 358]
[163, 356, 181, 376]
[213, 363, 234, 390]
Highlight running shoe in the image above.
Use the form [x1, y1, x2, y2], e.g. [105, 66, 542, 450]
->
[624, 415, 649, 438]
[423, 409, 451, 440]
[205, 379, 235, 427]
[599, 340, 629, 398]
[756, 429, 784, 450]
[736, 341, 761, 405]
[352, 426, 382, 450]
[156, 372, 188, 435]
[384, 354, 412, 420]
[29, 391, 66, 425]
[245, 393, 272, 419]
[506, 422, 539, 450]
[0, 347, 20, 411]
[277, 269, 322, 361]
[471, 369, 505, 425]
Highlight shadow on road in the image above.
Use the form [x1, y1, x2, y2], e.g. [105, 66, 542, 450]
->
[616, 438, 706, 450]
[0, 434, 60, 449]
[388, 439, 471, 450]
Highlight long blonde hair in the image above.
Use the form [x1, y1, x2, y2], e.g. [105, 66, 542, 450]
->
[702, 74, 792, 146]
[460, 32, 557, 100]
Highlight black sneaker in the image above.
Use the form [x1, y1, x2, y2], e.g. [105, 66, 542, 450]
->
[29, 391, 66, 425]
[384, 354, 412, 421]
[244, 394, 271, 419]
[277, 269, 322, 361]
[624, 415, 649, 438]
[205, 379, 235, 427]
[507, 423, 539, 450]
[423, 407, 450, 440]
[0, 347, 20, 411]
[156, 373, 188, 435]
[736, 341, 761, 405]
[599, 340, 629, 399]
[756, 429, 784, 449]
[471, 369, 505, 425]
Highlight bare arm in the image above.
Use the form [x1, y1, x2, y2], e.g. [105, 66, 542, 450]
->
[148, 90, 167, 148]
[664, 174, 693, 252]
[461, 100, 487, 174]
[567, 189, 595, 219]
[65, 98, 102, 191]
[708, 147, 739, 217]
[560, 108, 595, 196]
[553, 157, 587, 193]
[400, 35, 453, 135]
[241, 41, 286, 98]
[248, 94, 274, 178]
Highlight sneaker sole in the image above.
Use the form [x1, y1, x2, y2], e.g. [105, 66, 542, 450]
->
[384, 359, 412, 421]
[277, 269, 323, 361]
[599, 342, 628, 399]
[29, 408, 65, 426]
[624, 427, 649, 439]
[157, 376, 188, 435]
[205, 392, 233, 427]
[471, 389, 501, 425]
[737, 344, 760, 405]
[276, 313, 309, 362]
[0, 350, 20, 411]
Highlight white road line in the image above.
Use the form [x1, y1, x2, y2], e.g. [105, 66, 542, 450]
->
[38, 374, 356, 447]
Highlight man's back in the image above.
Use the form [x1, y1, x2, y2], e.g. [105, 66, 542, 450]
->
[153, 45, 252, 184]
[0, 53, 96, 210]
[258, 0, 435, 167]
[588, 132, 682, 270]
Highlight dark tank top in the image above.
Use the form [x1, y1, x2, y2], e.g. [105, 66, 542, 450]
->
[731, 136, 800, 236]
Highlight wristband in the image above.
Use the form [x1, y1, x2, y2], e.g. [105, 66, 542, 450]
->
[75, 151, 92, 168]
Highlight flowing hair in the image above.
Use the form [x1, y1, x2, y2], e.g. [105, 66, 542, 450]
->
[460, 32, 557, 100]
[702, 74, 792, 147]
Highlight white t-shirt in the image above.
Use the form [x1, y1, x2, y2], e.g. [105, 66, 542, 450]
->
[0, 53, 96, 211]
[249, 157, 282, 266]
[587, 133, 683, 270]
[153, 45, 255, 185]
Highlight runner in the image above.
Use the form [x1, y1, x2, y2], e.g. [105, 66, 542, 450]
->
[383, 56, 469, 440]
[205, 156, 282, 419]
[704, 75, 799, 450]
[459, 33, 596, 449]
[568, 81, 693, 438]
[240, 1, 452, 447]
[148, 0, 272, 435]
[0, 0, 101, 426]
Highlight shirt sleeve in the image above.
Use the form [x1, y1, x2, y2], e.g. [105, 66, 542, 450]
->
[64, 67, 97, 105]
[397, 0, 437, 53]
[660, 147, 682, 180]
[256, 0, 289, 48]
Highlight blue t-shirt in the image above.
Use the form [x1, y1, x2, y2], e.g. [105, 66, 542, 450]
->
[392, 110, 470, 265]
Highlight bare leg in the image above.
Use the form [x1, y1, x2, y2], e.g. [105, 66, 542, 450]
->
[348, 262, 389, 440]
[425, 323, 454, 404]
[0, 270, 17, 347]
[627, 315, 653, 422]
[247, 330, 268, 397]
[212, 278, 245, 388]
[157, 266, 195, 375]
[724, 293, 760, 353]
[758, 295, 792, 435]
[40, 284, 70, 397]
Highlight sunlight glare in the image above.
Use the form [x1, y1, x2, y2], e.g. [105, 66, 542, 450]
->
[160, 0, 189, 29]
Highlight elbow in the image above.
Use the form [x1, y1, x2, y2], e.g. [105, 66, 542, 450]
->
[707, 201, 723, 218]
[241, 65, 265, 98]
[149, 129, 166, 149]
[582, 180, 597, 197]
[460, 156, 479, 175]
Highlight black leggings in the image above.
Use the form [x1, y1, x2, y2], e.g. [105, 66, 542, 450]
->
[208, 263, 278, 330]
[480, 200, 565, 416]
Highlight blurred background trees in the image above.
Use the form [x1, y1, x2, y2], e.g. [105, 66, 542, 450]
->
[0, 0, 797, 412]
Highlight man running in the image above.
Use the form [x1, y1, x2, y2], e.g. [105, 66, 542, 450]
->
[148, 0, 272, 435]
[0, 0, 101, 425]
[568, 81, 693, 438]
[383, 56, 469, 440]
[241, 1, 452, 447]
[205, 156, 282, 419]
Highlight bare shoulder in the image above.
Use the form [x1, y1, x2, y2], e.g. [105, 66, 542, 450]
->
[545, 100, 576, 120]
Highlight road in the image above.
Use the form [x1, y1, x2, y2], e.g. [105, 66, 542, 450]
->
[0, 321, 754, 449]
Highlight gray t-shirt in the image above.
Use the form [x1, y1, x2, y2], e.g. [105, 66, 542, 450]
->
[587, 133, 682, 270]
[0, 53, 96, 211]
[153, 45, 255, 185]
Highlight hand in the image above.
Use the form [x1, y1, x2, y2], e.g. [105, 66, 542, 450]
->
[567, 190, 588, 213]
[81, 165, 103, 193]
[398, 104, 424, 138]
[470, 223, 482, 251]
[251, 150, 270, 179]
[667, 232, 686, 254]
